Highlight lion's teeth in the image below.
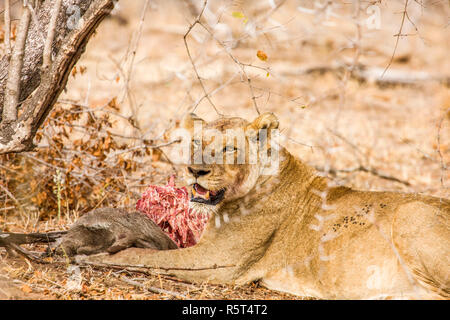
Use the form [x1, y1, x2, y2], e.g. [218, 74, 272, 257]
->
[205, 191, 210, 200]
[192, 188, 197, 197]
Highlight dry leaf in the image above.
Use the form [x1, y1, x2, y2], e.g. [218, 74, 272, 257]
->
[21, 284, 33, 293]
[71, 66, 77, 78]
[257, 50, 268, 61]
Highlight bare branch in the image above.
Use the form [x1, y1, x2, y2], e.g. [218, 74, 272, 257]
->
[197, 21, 261, 115]
[280, 63, 450, 87]
[119, 276, 187, 299]
[107, 139, 181, 157]
[4, 0, 11, 57]
[2, 4, 31, 123]
[315, 165, 412, 187]
[334, 0, 361, 131]
[42, 0, 63, 71]
[107, 0, 150, 133]
[436, 114, 447, 188]
[183, 0, 222, 116]
[0, 183, 27, 217]
[382, 0, 409, 77]
[77, 260, 235, 273]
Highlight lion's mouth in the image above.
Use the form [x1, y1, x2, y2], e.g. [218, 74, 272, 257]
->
[190, 183, 225, 206]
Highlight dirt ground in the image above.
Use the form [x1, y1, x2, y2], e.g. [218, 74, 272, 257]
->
[0, 0, 449, 299]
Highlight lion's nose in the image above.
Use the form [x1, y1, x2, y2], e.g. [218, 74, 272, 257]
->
[188, 167, 211, 178]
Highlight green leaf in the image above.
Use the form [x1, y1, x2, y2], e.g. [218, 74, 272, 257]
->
[232, 11, 245, 19]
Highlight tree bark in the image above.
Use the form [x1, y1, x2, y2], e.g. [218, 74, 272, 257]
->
[0, 0, 116, 154]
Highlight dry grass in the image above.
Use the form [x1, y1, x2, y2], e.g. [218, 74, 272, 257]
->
[0, 257, 302, 299]
[0, 0, 448, 299]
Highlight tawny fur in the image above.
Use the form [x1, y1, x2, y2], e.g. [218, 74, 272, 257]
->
[83, 113, 449, 300]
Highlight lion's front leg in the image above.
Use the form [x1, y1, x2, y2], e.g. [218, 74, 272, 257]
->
[76, 208, 277, 284]
[79, 243, 242, 284]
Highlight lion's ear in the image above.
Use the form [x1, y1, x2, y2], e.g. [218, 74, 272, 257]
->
[245, 112, 279, 143]
[181, 113, 205, 131]
[247, 112, 279, 132]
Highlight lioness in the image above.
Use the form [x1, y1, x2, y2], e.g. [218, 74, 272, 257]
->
[76, 112, 449, 299]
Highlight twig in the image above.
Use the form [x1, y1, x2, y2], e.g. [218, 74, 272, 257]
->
[315, 165, 411, 187]
[191, 71, 239, 112]
[2, 3, 31, 123]
[327, 128, 367, 164]
[436, 114, 447, 188]
[58, 98, 139, 125]
[4, 0, 11, 57]
[119, 276, 187, 299]
[284, 135, 317, 150]
[279, 63, 450, 86]
[334, 0, 361, 131]
[382, 0, 409, 78]
[42, 0, 62, 71]
[197, 21, 261, 115]
[122, 0, 150, 130]
[106, 139, 181, 157]
[183, 0, 222, 116]
[0, 183, 27, 217]
[0, 206, 15, 212]
[77, 260, 235, 273]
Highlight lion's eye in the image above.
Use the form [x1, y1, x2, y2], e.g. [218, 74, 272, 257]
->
[223, 146, 237, 153]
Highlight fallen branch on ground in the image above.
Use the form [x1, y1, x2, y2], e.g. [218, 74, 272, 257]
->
[76, 259, 235, 273]
[280, 64, 450, 87]
[315, 165, 411, 186]
[119, 276, 187, 299]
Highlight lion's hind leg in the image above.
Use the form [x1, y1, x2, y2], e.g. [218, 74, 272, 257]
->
[392, 201, 450, 299]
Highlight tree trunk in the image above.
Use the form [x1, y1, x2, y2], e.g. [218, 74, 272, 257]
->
[0, 0, 116, 154]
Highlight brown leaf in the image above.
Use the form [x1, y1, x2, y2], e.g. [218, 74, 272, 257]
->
[256, 50, 268, 61]
[108, 97, 120, 111]
[21, 284, 33, 293]
[72, 66, 78, 78]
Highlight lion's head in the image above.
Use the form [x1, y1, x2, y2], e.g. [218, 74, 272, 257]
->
[170, 112, 280, 213]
